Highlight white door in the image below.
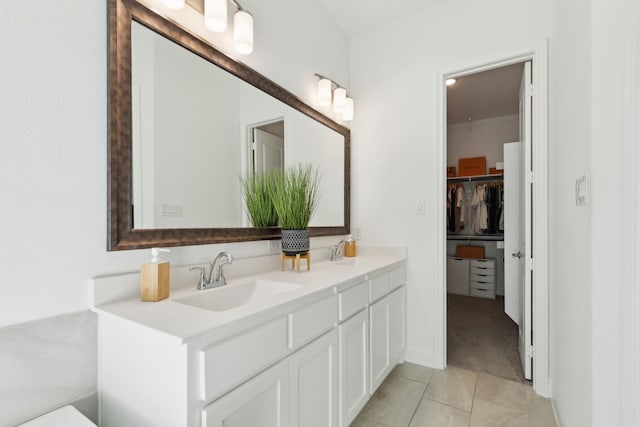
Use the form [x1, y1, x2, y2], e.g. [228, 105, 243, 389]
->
[503, 61, 533, 381]
[369, 297, 389, 394]
[202, 359, 289, 427]
[519, 60, 533, 381]
[289, 329, 338, 427]
[503, 141, 522, 325]
[253, 128, 284, 174]
[338, 310, 368, 427]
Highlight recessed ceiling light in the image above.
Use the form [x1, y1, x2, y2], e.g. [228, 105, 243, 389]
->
[446, 78, 457, 86]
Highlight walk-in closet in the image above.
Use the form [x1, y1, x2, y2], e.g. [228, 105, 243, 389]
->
[445, 62, 531, 383]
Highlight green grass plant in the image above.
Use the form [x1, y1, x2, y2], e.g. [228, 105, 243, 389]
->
[268, 164, 320, 230]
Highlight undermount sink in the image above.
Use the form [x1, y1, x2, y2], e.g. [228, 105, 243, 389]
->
[330, 258, 361, 267]
[174, 279, 302, 312]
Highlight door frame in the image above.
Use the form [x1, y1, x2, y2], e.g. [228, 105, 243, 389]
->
[435, 40, 550, 396]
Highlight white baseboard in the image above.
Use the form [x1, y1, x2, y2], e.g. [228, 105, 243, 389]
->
[403, 347, 444, 370]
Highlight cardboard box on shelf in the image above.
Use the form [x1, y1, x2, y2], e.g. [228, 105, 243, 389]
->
[456, 245, 485, 259]
[447, 166, 456, 177]
[489, 167, 502, 175]
[458, 156, 486, 177]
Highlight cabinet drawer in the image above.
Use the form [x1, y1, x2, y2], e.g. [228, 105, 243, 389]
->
[470, 259, 495, 268]
[369, 271, 392, 302]
[470, 280, 495, 291]
[470, 273, 495, 283]
[391, 267, 406, 288]
[289, 294, 338, 349]
[199, 316, 289, 402]
[470, 266, 494, 276]
[339, 281, 368, 321]
[470, 287, 495, 299]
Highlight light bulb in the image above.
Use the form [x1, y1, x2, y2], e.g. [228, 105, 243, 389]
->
[234, 10, 254, 55]
[333, 88, 347, 113]
[342, 98, 354, 121]
[205, 0, 227, 33]
[318, 79, 332, 107]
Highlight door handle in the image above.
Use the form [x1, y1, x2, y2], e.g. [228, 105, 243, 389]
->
[512, 251, 523, 258]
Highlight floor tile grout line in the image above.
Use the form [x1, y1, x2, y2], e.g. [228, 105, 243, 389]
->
[404, 375, 429, 427]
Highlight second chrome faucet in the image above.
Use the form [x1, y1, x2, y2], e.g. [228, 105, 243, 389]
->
[190, 251, 234, 290]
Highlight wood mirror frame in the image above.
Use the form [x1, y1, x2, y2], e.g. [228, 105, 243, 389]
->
[108, 0, 350, 250]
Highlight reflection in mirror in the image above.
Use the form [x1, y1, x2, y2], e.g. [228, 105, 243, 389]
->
[108, 0, 349, 250]
[130, 21, 344, 230]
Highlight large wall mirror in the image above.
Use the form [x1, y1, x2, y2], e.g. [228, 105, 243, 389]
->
[108, 0, 350, 250]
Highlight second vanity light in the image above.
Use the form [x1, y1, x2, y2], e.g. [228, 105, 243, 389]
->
[161, 0, 254, 55]
[315, 73, 354, 121]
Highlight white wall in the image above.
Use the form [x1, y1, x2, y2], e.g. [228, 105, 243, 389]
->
[447, 114, 518, 173]
[350, 0, 552, 367]
[0, 0, 349, 325]
[548, 0, 593, 423]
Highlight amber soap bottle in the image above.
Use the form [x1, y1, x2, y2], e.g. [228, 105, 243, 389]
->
[140, 248, 170, 302]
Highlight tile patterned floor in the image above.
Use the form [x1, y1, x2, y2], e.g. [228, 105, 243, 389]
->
[351, 363, 557, 427]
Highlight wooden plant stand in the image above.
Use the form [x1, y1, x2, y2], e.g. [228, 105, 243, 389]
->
[280, 252, 311, 272]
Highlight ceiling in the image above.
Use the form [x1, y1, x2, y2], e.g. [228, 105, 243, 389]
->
[313, 1, 523, 126]
[316, 0, 444, 36]
[447, 63, 524, 125]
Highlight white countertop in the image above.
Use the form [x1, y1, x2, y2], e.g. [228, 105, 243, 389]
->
[92, 253, 405, 344]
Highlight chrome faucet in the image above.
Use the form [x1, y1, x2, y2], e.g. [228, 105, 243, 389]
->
[329, 240, 346, 261]
[189, 251, 234, 290]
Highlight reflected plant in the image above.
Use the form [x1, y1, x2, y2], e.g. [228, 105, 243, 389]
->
[241, 170, 278, 227]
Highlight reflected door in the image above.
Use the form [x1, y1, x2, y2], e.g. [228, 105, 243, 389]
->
[253, 128, 284, 174]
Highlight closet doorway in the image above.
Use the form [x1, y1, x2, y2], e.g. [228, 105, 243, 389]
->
[444, 61, 533, 384]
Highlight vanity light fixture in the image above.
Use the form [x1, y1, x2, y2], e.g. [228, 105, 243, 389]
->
[446, 78, 457, 86]
[176, 0, 254, 54]
[314, 73, 355, 121]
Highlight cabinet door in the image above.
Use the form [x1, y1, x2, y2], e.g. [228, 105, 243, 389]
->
[388, 286, 406, 366]
[202, 359, 289, 427]
[289, 329, 338, 427]
[369, 296, 389, 394]
[338, 309, 369, 427]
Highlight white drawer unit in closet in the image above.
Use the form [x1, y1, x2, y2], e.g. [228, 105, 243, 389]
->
[469, 258, 496, 299]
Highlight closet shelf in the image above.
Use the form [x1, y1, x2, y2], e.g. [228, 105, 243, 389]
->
[447, 234, 504, 242]
[447, 174, 503, 183]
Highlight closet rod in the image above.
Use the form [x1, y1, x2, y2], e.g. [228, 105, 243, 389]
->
[447, 173, 503, 183]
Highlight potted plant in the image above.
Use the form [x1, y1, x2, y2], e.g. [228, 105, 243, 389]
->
[240, 170, 279, 227]
[269, 164, 320, 255]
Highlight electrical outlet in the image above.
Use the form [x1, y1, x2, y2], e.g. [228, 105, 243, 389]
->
[415, 199, 426, 214]
[268, 240, 281, 252]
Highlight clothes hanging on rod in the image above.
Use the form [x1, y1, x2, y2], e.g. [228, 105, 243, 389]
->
[446, 178, 503, 238]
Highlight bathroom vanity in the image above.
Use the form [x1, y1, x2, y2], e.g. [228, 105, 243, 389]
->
[92, 251, 406, 427]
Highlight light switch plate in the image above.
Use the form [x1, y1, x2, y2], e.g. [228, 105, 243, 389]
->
[576, 175, 589, 206]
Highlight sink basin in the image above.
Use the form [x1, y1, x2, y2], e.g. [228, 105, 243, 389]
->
[175, 279, 301, 312]
[330, 258, 361, 267]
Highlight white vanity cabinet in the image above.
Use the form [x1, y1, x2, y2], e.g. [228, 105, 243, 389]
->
[368, 268, 406, 394]
[96, 258, 407, 427]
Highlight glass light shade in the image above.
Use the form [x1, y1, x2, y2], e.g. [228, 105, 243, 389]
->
[234, 10, 254, 55]
[342, 97, 354, 121]
[317, 79, 332, 106]
[204, 0, 227, 33]
[446, 78, 457, 86]
[333, 88, 347, 113]
[161, 0, 185, 9]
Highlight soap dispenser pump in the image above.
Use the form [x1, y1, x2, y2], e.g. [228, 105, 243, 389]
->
[140, 248, 171, 302]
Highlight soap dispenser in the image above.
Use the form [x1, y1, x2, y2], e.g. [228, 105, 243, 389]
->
[345, 234, 356, 257]
[140, 248, 170, 302]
